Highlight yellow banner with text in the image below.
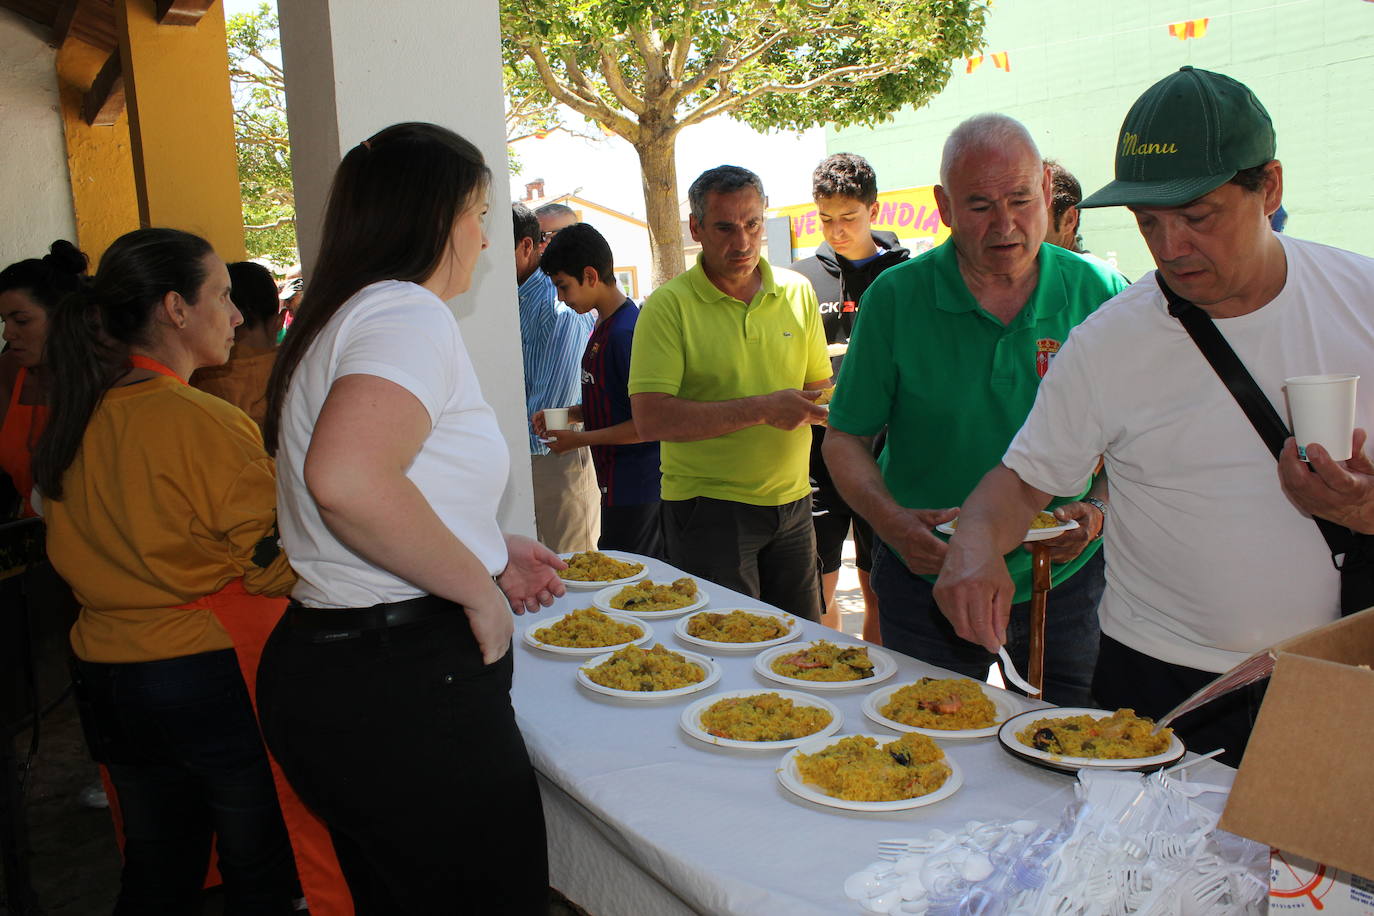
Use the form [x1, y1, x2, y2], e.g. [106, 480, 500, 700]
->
[774, 185, 951, 255]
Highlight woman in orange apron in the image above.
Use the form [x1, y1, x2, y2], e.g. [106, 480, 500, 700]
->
[33, 229, 348, 914]
[0, 240, 86, 517]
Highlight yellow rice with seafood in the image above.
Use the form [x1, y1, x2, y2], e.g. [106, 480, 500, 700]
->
[582, 644, 705, 692]
[946, 511, 1062, 532]
[770, 641, 874, 682]
[608, 578, 698, 613]
[532, 608, 642, 648]
[879, 677, 997, 730]
[795, 733, 951, 802]
[685, 610, 792, 643]
[558, 550, 645, 582]
[698, 693, 831, 742]
[1016, 708, 1173, 759]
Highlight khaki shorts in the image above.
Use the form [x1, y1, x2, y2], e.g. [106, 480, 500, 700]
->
[530, 450, 600, 554]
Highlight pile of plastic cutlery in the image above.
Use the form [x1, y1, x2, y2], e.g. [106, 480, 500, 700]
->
[844, 766, 1269, 914]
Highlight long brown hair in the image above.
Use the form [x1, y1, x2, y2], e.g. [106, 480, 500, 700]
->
[262, 122, 490, 454]
[33, 228, 214, 500]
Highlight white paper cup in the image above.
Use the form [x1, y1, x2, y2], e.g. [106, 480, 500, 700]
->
[1285, 374, 1359, 461]
[543, 407, 570, 431]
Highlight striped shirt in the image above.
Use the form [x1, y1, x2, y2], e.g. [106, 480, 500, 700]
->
[518, 270, 594, 454]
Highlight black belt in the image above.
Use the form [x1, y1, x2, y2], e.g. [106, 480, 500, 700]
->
[285, 594, 460, 643]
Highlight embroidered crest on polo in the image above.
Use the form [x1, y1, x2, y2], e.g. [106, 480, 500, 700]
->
[782, 331, 793, 337]
[1035, 338, 1062, 378]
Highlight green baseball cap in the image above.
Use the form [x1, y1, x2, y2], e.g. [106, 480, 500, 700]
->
[1080, 67, 1275, 209]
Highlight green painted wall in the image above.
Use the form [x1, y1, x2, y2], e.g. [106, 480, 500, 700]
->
[830, 0, 1374, 280]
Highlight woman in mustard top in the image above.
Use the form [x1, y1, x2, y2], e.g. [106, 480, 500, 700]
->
[0, 240, 86, 518]
[33, 229, 302, 914]
[190, 260, 282, 429]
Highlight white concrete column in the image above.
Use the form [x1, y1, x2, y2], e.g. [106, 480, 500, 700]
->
[277, 0, 534, 535]
[0, 8, 77, 268]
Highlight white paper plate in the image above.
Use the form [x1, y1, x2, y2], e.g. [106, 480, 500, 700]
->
[863, 679, 1026, 739]
[673, 608, 801, 653]
[522, 610, 653, 656]
[777, 733, 964, 812]
[556, 550, 651, 590]
[936, 511, 1079, 543]
[576, 646, 722, 700]
[591, 580, 709, 618]
[679, 689, 843, 750]
[997, 707, 1186, 773]
[754, 641, 897, 690]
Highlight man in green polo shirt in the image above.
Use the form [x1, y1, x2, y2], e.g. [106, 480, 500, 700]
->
[630, 165, 832, 620]
[823, 115, 1127, 703]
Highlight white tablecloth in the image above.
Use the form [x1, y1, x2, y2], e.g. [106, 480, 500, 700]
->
[510, 555, 1233, 915]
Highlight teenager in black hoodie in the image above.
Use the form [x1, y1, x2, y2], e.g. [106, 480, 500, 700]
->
[790, 154, 909, 640]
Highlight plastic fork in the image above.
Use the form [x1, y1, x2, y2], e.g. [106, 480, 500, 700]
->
[998, 646, 1041, 696]
[877, 836, 940, 860]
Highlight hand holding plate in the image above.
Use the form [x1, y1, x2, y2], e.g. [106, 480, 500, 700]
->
[1025, 502, 1100, 563]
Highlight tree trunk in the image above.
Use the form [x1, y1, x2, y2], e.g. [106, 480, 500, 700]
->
[635, 133, 685, 290]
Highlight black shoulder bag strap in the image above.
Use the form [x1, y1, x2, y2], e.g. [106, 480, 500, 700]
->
[1156, 271, 1369, 614]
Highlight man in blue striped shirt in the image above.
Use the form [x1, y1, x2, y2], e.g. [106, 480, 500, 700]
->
[514, 202, 599, 552]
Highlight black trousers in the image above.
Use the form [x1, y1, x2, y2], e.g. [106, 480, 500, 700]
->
[256, 603, 548, 915]
[1093, 634, 1268, 769]
[662, 495, 821, 621]
[599, 500, 664, 559]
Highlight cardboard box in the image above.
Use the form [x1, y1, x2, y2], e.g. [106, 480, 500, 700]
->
[1270, 849, 1374, 914]
[1218, 607, 1374, 879]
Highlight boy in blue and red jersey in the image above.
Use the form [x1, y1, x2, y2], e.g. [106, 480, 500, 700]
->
[533, 224, 663, 556]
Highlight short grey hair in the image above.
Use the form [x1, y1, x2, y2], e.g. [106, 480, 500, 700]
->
[534, 202, 576, 221]
[687, 165, 765, 223]
[939, 114, 1041, 186]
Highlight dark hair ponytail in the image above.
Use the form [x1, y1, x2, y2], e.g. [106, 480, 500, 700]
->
[33, 228, 214, 500]
[0, 239, 89, 310]
[262, 122, 490, 454]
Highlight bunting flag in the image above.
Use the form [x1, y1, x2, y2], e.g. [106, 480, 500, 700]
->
[1168, 18, 1210, 39]
[992, 51, 1011, 71]
[966, 55, 984, 74]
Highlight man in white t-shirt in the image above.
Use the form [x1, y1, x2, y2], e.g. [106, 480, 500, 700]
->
[933, 66, 1374, 765]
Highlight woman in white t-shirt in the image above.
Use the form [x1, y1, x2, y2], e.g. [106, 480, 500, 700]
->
[255, 122, 564, 914]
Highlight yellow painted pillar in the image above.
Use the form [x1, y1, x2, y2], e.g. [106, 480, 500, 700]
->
[116, 0, 246, 261]
[55, 38, 141, 266]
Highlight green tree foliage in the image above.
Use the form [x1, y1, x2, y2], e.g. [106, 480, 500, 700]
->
[227, 3, 296, 268]
[502, 0, 989, 286]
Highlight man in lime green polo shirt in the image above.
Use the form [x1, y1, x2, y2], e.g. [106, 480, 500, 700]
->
[823, 115, 1128, 703]
[630, 165, 832, 620]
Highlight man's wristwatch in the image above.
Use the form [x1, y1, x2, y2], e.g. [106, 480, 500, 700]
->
[1082, 496, 1108, 539]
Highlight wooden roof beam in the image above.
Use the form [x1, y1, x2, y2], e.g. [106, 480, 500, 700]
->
[50, 0, 79, 46]
[82, 50, 125, 126]
[155, 0, 215, 26]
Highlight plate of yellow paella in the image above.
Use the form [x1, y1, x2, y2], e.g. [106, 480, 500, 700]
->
[996, 707, 1185, 772]
[592, 577, 708, 619]
[936, 510, 1078, 542]
[862, 676, 1026, 739]
[754, 640, 897, 691]
[777, 732, 963, 812]
[679, 689, 843, 751]
[556, 550, 650, 589]
[576, 643, 722, 700]
[523, 607, 654, 657]
[673, 607, 800, 653]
